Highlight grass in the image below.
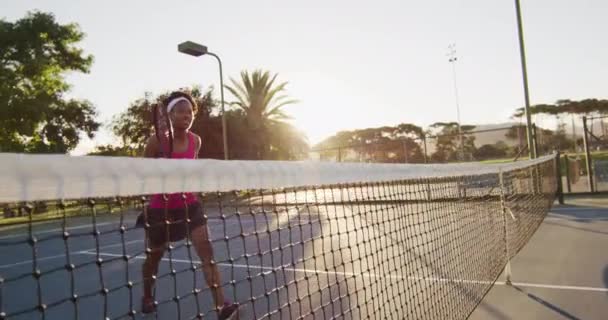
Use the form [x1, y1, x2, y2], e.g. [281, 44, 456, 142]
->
[1, 207, 84, 226]
[0, 201, 140, 226]
[479, 157, 526, 164]
[0, 205, 95, 226]
[478, 150, 608, 177]
[479, 150, 608, 164]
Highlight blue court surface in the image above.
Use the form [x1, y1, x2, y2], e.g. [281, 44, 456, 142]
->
[470, 199, 608, 320]
[1, 198, 606, 320]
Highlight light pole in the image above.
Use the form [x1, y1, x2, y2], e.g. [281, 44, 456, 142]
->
[178, 41, 229, 160]
[447, 44, 465, 161]
[514, 0, 536, 159]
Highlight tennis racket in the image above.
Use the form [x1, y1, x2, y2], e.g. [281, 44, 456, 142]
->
[153, 101, 174, 158]
[135, 102, 174, 229]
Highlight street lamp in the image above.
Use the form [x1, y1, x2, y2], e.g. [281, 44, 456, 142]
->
[447, 44, 465, 161]
[513, 0, 536, 159]
[178, 41, 229, 160]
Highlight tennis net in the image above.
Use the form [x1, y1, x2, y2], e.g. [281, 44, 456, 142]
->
[0, 153, 558, 320]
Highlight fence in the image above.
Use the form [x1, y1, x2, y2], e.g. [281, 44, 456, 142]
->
[309, 126, 528, 164]
[560, 115, 608, 194]
[309, 117, 608, 196]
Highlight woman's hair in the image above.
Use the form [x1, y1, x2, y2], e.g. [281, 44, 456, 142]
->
[162, 91, 198, 114]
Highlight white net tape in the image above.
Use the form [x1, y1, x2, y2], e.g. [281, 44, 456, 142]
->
[0, 153, 554, 202]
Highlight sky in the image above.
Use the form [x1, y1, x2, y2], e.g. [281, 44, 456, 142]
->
[2, 0, 607, 155]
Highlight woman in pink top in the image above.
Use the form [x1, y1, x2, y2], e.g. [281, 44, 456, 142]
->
[137, 91, 238, 319]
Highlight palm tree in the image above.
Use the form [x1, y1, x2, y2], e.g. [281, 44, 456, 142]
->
[224, 70, 299, 159]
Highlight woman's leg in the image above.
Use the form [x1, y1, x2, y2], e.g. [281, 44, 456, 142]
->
[190, 225, 225, 309]
[142, 243, 166, 300]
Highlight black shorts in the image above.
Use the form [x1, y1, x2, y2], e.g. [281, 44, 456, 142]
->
[135, 202, 207, 248]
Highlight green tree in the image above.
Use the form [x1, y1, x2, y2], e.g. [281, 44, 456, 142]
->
[265, 121, 309, 160]
[474, 141, 509, 160]
[110, 86, 220, 157]
[512, 99, 607, 152]
[110, 93, 154, 153]
[224, 70, 300, 159]
[313, 131, 355, 161]
[505, 124, 527, 155]
[87, 145, 134, 157]
[537, 126, 574, 154]
[313, 123, 425, 163]
[429, 122, 476, 162]
[506, 123, 575, 155]
[0, 11, 99, 153]
[110, 85, 307, 160]
[392, 123, 425, 162]
[512, 99, 608, 118]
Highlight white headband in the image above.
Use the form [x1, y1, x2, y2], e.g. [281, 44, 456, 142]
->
[166, 97, 192, 113]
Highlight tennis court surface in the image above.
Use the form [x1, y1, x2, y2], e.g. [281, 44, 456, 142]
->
[470, 200, 608, 320]
[2, 153, 600, 319]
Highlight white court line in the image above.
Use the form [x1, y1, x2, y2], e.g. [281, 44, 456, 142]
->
[0, 240, 142, 269]
[0, 219, 259, 241]
[81, 251, 608, 293]
[496, 281, 608, 293]
[76, 239, 143, 253]
[0, 252, 81, 269]
[0, 207, 597, 241]
[545, 216, 608, 221]
[0, 222, 116, 240]
[551, 207, 608, 212]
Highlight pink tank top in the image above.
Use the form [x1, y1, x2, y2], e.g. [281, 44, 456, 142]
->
[149, 132, 198, 209]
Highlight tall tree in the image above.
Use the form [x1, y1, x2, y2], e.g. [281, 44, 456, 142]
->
[87, 144, 134, 157]
[110, 86, 220, 157]
[505, 124, 527, 156]
[510, 99, 604, 153]
[313, 131, 356, 161]
[536, 126, 574, 154]
[474, 141, 509, 160]
[224, 70, 300, 159]
[110, 92, 154, 153]
[0, 11, 99, 153]
[109, 85, 307, 160]
[265, 121, 309, 160]
[313, 123, 425, 163]
[428, 122, 476, 162]
[512, 99, 608, 118]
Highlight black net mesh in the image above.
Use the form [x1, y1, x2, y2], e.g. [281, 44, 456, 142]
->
[0, 155, 557, 320]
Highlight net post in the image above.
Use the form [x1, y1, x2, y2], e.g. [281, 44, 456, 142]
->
[528, 167, 536, 196]
[582, 116, 595, 193]
[564, 154, 572, 193]
[499, 169, 512, 285]
[532, 123, 539, 158]
[555, 152, 564, 204]
[402, 139, 408, 163]
[422, 136, 428, 163]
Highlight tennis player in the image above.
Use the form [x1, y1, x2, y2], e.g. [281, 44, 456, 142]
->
[137, 91, 239, 319]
